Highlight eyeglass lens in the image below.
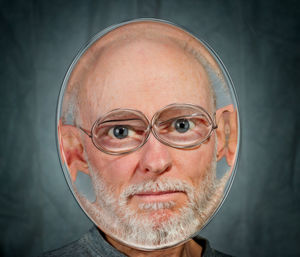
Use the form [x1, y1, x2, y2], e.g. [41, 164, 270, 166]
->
[91, 105, 213, 154]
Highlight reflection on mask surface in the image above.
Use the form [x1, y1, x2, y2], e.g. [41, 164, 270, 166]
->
[57, 19, 239, 250]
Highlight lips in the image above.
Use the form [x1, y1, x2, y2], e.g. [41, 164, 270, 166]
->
[133, 190, 185, 202]
[135, 190, 182, 196]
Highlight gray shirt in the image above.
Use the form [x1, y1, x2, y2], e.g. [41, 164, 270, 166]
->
[40, 226, 232, 257]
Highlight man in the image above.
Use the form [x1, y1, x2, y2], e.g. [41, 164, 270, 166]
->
[44, 20, 238, 257]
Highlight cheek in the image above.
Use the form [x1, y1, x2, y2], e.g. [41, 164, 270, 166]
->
[174, 136, 216, 185]
[84, 142, 139, 194]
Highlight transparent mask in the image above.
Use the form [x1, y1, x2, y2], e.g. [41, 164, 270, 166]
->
[56, 19, 240, 250]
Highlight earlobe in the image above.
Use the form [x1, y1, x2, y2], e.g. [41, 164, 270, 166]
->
[58, 120, 90, 182]
[215, 105, 238, 166]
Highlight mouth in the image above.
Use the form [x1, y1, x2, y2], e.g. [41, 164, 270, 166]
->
[133, 190, 185, 202]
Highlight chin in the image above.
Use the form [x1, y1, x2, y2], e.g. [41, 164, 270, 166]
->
[136, 202, 181, 226]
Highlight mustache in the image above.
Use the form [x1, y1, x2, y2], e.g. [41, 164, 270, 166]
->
[119, 178, 194, 201]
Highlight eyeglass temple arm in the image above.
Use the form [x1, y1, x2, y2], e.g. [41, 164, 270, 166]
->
[79, 127, 92, 138]
[212, 113, 218, 130]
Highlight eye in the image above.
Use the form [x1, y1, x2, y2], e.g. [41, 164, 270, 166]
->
[173, 118, 195, 133]
[108, 125, 132, 139]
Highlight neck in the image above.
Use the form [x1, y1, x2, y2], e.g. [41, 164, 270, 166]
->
[105, 234, 202, 257]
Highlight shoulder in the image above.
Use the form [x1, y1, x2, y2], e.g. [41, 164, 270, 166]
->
[38, 226, 126, 257]
[193, 236, 234, 257]
[38, 230, 95, 257]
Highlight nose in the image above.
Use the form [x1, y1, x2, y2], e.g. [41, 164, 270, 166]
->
[138, 134, 172, 175]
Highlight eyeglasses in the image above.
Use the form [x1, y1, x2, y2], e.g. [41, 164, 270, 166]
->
[79, 103, 217, 155]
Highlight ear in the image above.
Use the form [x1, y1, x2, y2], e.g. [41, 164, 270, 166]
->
[215, 104, 238, 166]
[58, 119, 90, 182]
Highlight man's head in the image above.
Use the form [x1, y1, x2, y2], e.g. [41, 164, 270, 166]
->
[58, 20, 237, 250]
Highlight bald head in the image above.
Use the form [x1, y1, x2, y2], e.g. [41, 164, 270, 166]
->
[63, 21, 222, 126]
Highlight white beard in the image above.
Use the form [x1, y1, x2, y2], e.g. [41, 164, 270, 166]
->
[77, 147, 228, 249]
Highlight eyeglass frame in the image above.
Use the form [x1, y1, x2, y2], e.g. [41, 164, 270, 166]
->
[79, 103, 218, 155]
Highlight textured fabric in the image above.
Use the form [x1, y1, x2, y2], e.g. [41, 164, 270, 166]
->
[40, 226, 232, 257]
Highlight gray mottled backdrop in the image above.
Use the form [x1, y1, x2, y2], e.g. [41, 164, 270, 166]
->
[0, 0, 299, 256]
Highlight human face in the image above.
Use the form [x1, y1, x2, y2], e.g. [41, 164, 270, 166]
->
[79, 37, 217, 247]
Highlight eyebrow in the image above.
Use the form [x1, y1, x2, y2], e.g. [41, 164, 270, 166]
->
[100, 118, 143, 124]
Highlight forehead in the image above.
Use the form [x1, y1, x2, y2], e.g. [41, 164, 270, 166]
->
[70, 22, 214, 125]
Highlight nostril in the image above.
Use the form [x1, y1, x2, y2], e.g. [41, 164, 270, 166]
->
[144, 161, 172, 174]
[164, 163, 172, 173]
